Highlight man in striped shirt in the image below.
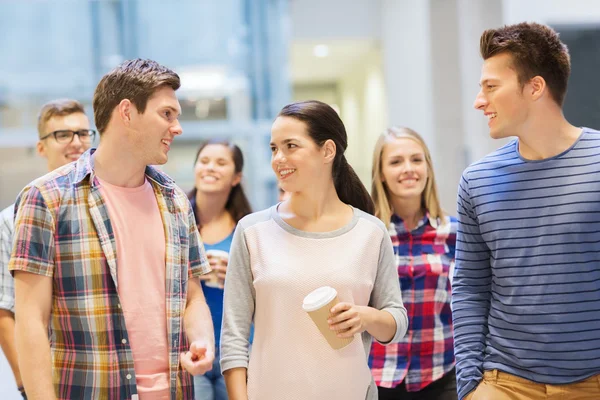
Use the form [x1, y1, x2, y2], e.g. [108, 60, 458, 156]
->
[452, 22, 600, 400]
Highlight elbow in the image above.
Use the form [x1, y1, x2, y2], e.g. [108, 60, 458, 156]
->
[389, 307, 409, 344]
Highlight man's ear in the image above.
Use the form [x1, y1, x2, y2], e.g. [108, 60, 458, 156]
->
[118, 99, 135, 126]
[36, 140, 46, 158]
[323, 139, 337, 164]
[529, 75, 546, 101]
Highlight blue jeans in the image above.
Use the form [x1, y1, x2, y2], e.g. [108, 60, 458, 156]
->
[194, 352, 228, 400]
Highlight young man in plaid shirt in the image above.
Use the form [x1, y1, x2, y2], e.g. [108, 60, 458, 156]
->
[0, 99, 93, 399]
[9, 59, 214, 399]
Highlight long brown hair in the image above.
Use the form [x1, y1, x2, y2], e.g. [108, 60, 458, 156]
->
[371, 127, 445, 225]
[277, 100, 375, 215]
[188, 139, 252, 226]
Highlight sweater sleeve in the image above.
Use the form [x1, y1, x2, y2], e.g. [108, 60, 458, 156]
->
[451, 172, 493, 400]
[369, 228, 408, 344]
[220, 221, 255, 372]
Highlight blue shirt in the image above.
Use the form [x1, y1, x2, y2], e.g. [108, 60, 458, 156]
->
[201, 233, 233, 348]
[452, 128, 600, 399]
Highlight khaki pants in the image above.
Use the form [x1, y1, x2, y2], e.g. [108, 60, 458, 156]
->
[466, 370, 600, 400]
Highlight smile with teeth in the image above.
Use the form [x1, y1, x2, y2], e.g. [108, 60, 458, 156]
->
[488, 113, 497, 120]
[201, 175, 219, 182]
[161, 139, 171, 149]
[279, 168, 296, 178]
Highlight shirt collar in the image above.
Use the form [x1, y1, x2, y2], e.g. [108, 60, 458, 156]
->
[73, 148, 176, 189]
[391, 211, 438, 232]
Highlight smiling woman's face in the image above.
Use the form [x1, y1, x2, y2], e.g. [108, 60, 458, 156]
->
[380, 137, 428, 201]
[194, 144, 241, 194]
[269, 116, 328, 195]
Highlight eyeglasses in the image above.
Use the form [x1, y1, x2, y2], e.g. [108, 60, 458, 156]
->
[40, 129, 97, 144]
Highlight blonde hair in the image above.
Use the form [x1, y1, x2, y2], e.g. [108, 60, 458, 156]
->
[371, 126, 445, 225]
[37, 99, 86, 138]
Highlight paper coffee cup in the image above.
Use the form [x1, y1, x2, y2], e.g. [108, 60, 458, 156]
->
[302, 286, 354, 350]
[205, 249, 228, 289]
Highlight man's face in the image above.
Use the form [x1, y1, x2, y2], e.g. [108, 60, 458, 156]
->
[473, 53, 530, 139]
[37, 112, 92, 171]
[127, 85, 183, 166]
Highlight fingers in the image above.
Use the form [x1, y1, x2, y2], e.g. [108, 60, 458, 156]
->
[180, 351, 214, 376]
[190, 341, 208, 357]
[330, 302, 351, 315]
[330, 316, 360, 333]
[328, 308, 357, 325]
[327, 303, 362, 336]
[180, 351, 195, 372]
[336, 323, 360, 338]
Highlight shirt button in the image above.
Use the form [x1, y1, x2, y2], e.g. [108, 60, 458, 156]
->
[117, 304, 121, 309]
[122, 339, 127, 344]
[126, 374, 132, 380]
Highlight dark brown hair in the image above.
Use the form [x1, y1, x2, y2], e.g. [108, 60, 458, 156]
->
[480, 22, 571, 106]
[277, 100, 375, 215]
[188, 139, 252, 226]
[37, 99, 86, 138]
[92, 58, 180, 134]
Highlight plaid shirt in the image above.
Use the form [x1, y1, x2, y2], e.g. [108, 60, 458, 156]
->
[9, 149, 210, 400]
[0, 204, 15, 313]
[369, 213, 457, 391]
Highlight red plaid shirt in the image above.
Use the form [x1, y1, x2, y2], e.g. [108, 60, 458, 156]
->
[369, 213, 457, 391]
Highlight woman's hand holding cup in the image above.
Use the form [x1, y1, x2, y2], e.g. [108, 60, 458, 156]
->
[205, 249, 229, 288]
[328, 303, 370, 338]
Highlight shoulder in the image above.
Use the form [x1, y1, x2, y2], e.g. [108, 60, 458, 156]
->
[0, 205, 14, 232]
[462, 139, 519, 180]
[19, 163, 79, 209]
[237, 207, 273, 231]
[170, 185, 193, 212]
[581, 127, 600, 137]
[353, 208, 389, 236]
[439, 215, 458, 234]
[146, 166, 191, 211]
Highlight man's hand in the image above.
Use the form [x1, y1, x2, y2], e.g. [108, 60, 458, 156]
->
[180, 340, 214, 376]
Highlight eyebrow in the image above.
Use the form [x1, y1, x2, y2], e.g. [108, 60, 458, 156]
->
[387, 153, 424, 158]
[269, 138, 298, 146]
[478, 79, 498, 87]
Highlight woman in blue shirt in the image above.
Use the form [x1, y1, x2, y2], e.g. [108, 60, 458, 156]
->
[189, 139, 252, 400]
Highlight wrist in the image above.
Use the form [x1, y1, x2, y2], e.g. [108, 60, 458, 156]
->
[361, 306, 376, 331]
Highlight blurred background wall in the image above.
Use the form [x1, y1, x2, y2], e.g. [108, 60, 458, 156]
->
[1, 0, 600, 397]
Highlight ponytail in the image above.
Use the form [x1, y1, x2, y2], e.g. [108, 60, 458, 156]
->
[277, 100, 374, 215]
[334, 156, 375, 215]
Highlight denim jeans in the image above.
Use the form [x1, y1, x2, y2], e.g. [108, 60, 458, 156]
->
[194, 353, 228, 400]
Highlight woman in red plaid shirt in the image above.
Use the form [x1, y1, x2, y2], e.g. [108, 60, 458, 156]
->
[369, 127, 458, 400]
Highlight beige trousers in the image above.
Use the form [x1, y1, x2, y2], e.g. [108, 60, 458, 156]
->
[465, 370, 600, 400]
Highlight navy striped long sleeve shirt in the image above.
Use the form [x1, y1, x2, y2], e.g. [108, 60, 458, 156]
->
[452, 128, 600, 399]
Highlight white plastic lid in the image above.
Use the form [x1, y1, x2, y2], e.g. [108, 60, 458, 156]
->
[302, 286, 337, 312]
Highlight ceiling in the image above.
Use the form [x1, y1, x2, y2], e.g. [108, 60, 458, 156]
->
[289, 39, 377, 85]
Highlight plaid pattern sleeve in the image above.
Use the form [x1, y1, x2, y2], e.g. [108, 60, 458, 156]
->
[0, 205, 15, 312]
[369, 214, 458, 392]
[186, 204, 210, 279]
[5, 150, 214, 400]
[9, 185, 56, 278]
